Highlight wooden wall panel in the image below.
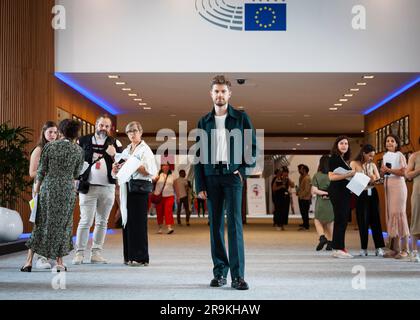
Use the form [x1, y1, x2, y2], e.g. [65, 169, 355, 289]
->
[365, 84, 420, 230]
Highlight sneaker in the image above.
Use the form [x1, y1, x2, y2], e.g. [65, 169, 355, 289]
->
[35, 257, 52, 269]
[359, 249, 368, 257]
[332, 249, 354, 259]
[316, 235, 328, 251]
[72, 253, 84, 265]
[90, 253, 108, 264]
[157, 228, 163, 234]
[410, 251, 420, 262]
[167, 228, 174, 234]
[375, 248, 385, 257]
[129, 261, 147, 267]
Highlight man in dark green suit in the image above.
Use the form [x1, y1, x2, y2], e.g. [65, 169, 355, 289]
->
[194, 75, 257, 290]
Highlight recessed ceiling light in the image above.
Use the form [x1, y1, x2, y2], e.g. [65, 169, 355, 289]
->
[170, 114, 177, 117]
[334, 103, 343, 107]
[122, 88, 132, 91]
[116, 129, 119, 133]
[361, 130, 365, 133]
[303, 114, 311, 118]
[292, 148, 297, 151]
[133, 98, 143, 101]
[329, 107, 338, 111]
[339, 99, 348, 102]
[296, 143, 301, 146]
[344, 94, 354, 97]
[139, 103, 147, 106]
[238, 106, 244, 109]
[363, 75, 375, 79]
[357, 82, 367, 86]
[143, 107, 152, 110]
[115, 82, 126, 85]
[128, 93, 138, 97]
[108, 75, 119, 79]
[303, 137, 309, 140]
[350, 88, 360, 92]
[297, 123, 303, 126]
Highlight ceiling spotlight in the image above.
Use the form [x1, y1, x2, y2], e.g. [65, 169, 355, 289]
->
[350, 88, 360, 92]
[133, 98, 143, 101]
[139, 103, 147, 106]
[143, 107, 152, 110]
[297, 123, 303, 126]
[296, 143, 301, 146]
[115, 82, 126, 85]
[128, 93, 138, 97]
[344, 94, 354, 97]
[170, 114, 177, 117]
[303, 137, 309, 140]
[363, 75, 375, 79]
[339, 99, 348, 102]
[108, 75, 119, 79]
[329, 107, 338, 111]
[357, 82, 367, 86]
[292, 148, 297, 151]
[361, 130, 365, 133]
[303, 114, 311, 118]
[334, 103, 343, 107]
[122, 88, 132, 91]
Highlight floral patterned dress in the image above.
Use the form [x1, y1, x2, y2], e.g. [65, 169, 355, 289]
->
[26, 139, 84, 259]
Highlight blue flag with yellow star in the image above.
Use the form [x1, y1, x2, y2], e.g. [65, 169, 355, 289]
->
[244, 3, 287, 31]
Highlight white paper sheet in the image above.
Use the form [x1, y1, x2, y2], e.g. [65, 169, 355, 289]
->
[29, 194, 38, 223]
[116, 156, 141, 183]
[80, 161, 90, 175]
[346, 172, 371, 196]
[383, 152, 400, 175]
[333, 167, 353, 181]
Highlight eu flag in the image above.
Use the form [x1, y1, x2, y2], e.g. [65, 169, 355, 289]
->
[244, 3, 287, 31]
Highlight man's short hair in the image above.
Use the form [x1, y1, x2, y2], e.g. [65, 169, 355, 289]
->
[211, 75, 231, 90]
[96, 114, 112, 125]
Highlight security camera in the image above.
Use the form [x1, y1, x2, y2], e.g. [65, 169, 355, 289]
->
[236, 78, 246, 85]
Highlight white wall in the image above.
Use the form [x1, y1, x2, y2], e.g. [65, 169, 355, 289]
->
[55, 0, 420, 72]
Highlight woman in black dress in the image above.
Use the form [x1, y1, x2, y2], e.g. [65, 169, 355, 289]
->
[328, 136, 356, 259]
[272, 167, 295, 230]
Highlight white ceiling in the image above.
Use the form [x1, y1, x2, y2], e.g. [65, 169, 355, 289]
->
[58, 72, 419, 149]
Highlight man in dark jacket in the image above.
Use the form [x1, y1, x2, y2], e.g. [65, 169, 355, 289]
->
[194, 75, 256, 290]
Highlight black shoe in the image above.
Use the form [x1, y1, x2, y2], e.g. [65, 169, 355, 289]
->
[231, 277, 249, 290]
[186, 222, 190, 226]
[326, 241, 333, 251]
[299, 224, 304, 227]
[316, 235, 328, 251]
[210, 276, 227, 287]
[20, 265, 32, 272]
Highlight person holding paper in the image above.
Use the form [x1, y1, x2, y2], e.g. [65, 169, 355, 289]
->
[328, 136, 356, 259]
[28, 120, 58, 270]
[112, 121, 157, 266]
[350, 144, 385, 257]
[21, 120, 84, 272]
[406, 150, 420, 263]
[381, 134, 410, 259]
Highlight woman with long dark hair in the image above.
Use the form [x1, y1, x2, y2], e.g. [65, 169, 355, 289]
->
[21, 119, 84, 272]
[350, 144, 385, 256]
[28, 121, 58, 269]
[381, 134, 409, 259]
[328, 136, 356, 258]
[272, 167, 294, 230]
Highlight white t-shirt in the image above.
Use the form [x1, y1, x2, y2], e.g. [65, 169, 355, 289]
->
[215, 114, 228, 162]
[154, 173, 175, 197]
[174, 177, 189, 199]
[88, 135, 122, 186]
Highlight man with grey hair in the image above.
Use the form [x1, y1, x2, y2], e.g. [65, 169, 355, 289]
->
[72, 115, 123, 265]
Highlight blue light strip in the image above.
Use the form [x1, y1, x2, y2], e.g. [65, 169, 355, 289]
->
[55, 73, 121, 115]
[363, 76, 420, 115]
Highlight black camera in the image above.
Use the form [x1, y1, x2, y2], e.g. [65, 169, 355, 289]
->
[236, 78, 246, 85]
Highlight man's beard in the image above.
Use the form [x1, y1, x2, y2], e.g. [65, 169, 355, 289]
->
[215, 100, 226, 107]
[96, 130, 107, 139]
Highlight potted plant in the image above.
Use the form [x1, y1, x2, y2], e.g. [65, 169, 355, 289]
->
[0, 122, 33, 210]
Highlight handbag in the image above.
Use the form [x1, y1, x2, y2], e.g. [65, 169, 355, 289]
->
[128, 179, 153, 194]
[151, 174, 168, 204]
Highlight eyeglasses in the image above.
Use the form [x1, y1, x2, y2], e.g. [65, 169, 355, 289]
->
[126, 129, 140, 134]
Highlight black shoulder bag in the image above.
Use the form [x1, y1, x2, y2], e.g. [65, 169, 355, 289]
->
[77, 156, 103, 194]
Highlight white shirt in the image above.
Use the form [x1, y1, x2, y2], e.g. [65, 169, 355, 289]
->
[88, 135, 123, 186]
[215, 113, 228, 162]
[174, 177, 189, 199]
[119, 141, 158, 181]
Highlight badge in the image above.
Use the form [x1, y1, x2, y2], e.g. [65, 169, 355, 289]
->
[95, 162, 101, 170]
